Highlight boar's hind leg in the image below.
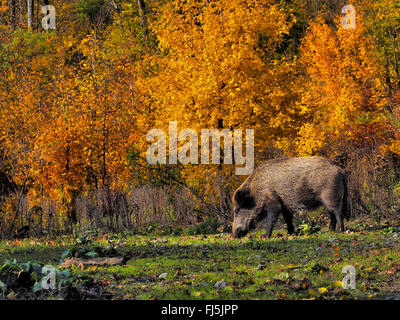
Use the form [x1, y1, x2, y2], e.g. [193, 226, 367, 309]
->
[321, 191, 345, 233]
[332, 210, 344, 232]
[323, 205, 344, 232]
[281, 207, 295, 235]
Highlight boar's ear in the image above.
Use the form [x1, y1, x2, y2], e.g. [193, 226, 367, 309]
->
[235, 189, 256, 208]
[234, 190, 244, 205]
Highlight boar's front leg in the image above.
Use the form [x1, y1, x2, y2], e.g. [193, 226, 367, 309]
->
[329, 212, 337, 231]
[264, 201, 281, 238]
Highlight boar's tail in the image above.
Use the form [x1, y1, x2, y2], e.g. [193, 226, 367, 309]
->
[342, 174, 350, 220]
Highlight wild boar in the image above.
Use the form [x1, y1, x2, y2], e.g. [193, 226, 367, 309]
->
[232, 156, 348, 238]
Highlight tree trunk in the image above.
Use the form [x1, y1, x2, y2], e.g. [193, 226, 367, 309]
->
[26, 0, 32, 30]
[10, 0, 16, 29]
[137, 0, 148, 43]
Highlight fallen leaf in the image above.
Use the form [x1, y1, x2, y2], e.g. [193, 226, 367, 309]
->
[318, 287, 328, 294]
[215, 280, 226, 289]
[361, 283, 367, 292]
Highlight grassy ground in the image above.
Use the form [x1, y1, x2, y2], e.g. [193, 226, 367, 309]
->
[1, 220, 400, 300]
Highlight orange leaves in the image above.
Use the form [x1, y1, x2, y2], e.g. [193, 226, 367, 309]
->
[0, 0, 8, 13]
[295, 10, 388, 156]
[29, 68, 136, 204]
[0, 27, 139, 210]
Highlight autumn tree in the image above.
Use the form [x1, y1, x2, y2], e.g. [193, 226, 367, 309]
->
[133, 0, 306, 219]
[293, 11, 390, 156]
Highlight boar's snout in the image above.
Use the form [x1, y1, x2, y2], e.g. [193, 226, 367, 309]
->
[232, 226, 248, 238]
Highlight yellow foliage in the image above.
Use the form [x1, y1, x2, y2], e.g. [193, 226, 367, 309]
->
[296, 12, 388, 155]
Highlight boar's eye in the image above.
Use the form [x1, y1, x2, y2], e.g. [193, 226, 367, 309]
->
[243, 197, 256, 209]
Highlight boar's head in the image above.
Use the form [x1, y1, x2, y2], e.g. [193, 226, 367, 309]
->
[232, 188, 260, 238]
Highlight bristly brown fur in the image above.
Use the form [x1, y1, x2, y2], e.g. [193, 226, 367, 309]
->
[232, 156, 348, 238]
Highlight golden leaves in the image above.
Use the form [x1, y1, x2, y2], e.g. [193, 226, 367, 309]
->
[296, 11, 388, 155]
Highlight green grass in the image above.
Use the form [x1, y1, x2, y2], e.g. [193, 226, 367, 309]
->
[1, 223, 400, 300]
